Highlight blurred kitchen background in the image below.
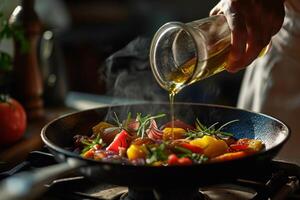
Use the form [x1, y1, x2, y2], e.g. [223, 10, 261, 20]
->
[0, 0, 245, 110]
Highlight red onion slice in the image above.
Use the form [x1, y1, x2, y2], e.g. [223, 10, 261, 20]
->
[147, 119, 163, 140]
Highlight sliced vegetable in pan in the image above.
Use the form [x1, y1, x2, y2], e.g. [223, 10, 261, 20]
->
[74, 113, 264, 166]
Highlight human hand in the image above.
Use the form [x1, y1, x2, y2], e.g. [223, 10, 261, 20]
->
[210, 0, 285, 72]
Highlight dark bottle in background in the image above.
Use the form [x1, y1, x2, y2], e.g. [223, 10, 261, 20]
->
[9, 0, 44, 120]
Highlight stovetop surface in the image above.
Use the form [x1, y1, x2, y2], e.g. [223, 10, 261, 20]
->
[1, 149, 300, 200]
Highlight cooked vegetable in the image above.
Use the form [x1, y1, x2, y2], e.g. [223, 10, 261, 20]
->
[127, 144, 147, 160]
[74, 113, 264, 166]
[210, 151, 248, 163]
[106, 130, 129, 153]
[163, 127, 186, 140]
[190, 135, 228, 157]
[230, 138, 264, 152]
[179, 143, 203, 154]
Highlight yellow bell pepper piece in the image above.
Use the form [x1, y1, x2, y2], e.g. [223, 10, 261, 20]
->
[127, 144, 147, 160]
[163, 127, 186, 140]
[248, 139, 264, 152]
[190, 135, 228, 158]
[92, 121, 113, 134]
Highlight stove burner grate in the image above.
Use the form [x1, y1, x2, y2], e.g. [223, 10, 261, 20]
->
[1, 150, 300, 200]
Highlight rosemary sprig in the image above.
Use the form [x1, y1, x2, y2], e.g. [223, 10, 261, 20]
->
[112, 112, 133, 131]
[136, 113, 166, 138]
[80, 134, 104, 155]
[113, 112, 122, 128]
[124, 112, 131, 130]
[216, 119, 239, 132]
[185, 118, 238, 139]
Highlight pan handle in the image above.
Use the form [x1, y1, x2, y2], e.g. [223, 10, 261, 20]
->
[0, 158, 85, 200]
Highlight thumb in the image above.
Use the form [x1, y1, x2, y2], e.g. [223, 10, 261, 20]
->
[210, 3, 222, 16]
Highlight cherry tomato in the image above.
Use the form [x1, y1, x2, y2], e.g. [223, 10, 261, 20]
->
[0, 96, 27, 145]
[168, 154, 193, 166]
[167, 154, 179, 165]
[178, 157, 193, 165]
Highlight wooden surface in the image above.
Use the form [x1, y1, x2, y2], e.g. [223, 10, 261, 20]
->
[0, 106, 76, 172]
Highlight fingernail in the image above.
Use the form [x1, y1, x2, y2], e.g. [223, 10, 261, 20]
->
[226, 57, 240, 73]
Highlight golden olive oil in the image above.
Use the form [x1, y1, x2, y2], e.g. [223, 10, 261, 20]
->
[167, 42, 231, 131]
[167, 42, 231, 96]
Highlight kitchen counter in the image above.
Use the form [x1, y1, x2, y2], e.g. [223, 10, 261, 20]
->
[0, 106, 76, 171]
[0, 92, 145, 171]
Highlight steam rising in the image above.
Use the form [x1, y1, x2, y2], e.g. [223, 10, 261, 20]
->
[103, 37, 225, 120]
[104, 37, 167, 103]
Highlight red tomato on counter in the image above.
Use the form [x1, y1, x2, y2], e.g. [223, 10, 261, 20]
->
[0, 96, 27, 146]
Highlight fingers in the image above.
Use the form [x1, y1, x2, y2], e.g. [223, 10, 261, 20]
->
[238, 34, 264, 70]
[209, 0, 285, 73]
[226, 12, 247, 72]
[229, 9, 264, 72]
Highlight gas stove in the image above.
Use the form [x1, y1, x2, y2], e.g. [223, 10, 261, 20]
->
[1, 148, 300, 200]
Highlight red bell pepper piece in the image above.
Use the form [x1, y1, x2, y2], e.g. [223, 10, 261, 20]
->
[230, 139, 251, 151]
[106, 130, 129, 153]
[82, 149, 94, 158]
[230, 144, 249, 151]
[180, 143, 203, 154]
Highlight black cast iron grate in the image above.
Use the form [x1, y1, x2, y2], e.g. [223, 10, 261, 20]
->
[1, 149, 300, 200]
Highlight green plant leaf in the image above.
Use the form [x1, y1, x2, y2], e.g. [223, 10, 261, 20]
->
[0, 51, 12, 71]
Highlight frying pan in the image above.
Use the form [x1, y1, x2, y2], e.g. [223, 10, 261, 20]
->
[0, 103, 290, 199]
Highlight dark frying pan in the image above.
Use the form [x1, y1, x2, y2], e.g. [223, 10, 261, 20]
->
[0, 103, 290, 199]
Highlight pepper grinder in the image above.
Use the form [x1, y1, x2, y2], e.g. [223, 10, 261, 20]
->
[9, 0, 44, 120]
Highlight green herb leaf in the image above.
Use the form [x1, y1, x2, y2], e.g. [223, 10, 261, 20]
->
[188, 153, 208, 164]
[0, 12, 28, 72]
[124, 112, 131, 130]
[113, 112, 122, 128]
[216, 119, 239, 132]
[195, 118, 206, 131]
[0, 51, 12, 71]
[174, 146, 192, 154]
[186, 118, 237, 139]
[146, 143, 168, 164]
[80, 134, 104, 155]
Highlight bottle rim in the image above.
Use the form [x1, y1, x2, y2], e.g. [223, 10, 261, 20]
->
[149, 21, 207, 92]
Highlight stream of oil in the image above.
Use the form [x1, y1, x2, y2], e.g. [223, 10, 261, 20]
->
[167, 44, 231, 138]
[169, 93, 175, 134]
